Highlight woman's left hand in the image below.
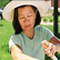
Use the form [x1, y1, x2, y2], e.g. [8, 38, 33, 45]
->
[41, 40, 57, 58]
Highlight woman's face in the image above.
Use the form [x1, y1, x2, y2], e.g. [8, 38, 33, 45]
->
[18, 6, 37, 31]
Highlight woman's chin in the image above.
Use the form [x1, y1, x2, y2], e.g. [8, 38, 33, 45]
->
[25, 28, 32, 31]
[23, 27, 33, 32]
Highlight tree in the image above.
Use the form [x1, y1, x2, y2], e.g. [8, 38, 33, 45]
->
[54, 0, 58, 37]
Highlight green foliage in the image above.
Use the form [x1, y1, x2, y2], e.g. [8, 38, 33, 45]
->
[49, 16, 53, 22]
[42, 17, 47, 22]
[0, 0, 10, 8]
[49, 19, 53, 22]
[0, 20, 60, 60]
[45, 54, 52, 60]
[42, 16, 60, 23]
[58, 16, 60, 22]
[55, 52, 60, 60]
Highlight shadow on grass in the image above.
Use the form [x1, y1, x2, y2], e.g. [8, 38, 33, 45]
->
[1, 44, 9, 53]
[0, 24, 3, 27]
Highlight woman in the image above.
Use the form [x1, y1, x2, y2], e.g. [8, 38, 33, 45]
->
[2, 0, 60, 60]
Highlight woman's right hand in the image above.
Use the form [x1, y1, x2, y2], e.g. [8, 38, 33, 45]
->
[41, 40, 57, 58]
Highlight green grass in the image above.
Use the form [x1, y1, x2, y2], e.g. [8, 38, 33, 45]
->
[0, 20, 14, 60]
[0, 20, 60, 60]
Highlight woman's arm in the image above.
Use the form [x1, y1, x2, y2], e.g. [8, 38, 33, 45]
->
[49, 36, 60, 54]
[10, 44, 38, 60]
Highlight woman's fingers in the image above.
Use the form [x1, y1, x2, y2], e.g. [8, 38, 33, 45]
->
[45, 43, 52, 51]
[42, 40, 57, 58]
[44, 44, 52, 57]
[42, 40, 50, 46]
[44, 42, 56, 58]
[48, 48, 54, 58]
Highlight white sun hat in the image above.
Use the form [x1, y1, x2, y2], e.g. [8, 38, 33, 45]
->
[2, 0, 49, 22]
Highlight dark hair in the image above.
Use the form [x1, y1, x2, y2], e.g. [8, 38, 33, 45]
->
[13, 5, 41, 34]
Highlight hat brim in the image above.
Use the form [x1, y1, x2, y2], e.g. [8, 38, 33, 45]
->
[2, 1, 49, 22]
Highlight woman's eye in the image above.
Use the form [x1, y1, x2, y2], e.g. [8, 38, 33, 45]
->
[28, 14, 32, 17]
[20, 17, 24, 19]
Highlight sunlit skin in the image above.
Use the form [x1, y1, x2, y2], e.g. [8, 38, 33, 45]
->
[18, 6, 37, 39]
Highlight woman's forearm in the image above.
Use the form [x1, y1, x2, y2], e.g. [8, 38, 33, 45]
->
[55, 43, 60, 54]
[13, 53, 38, 60]
[11, 45, 38, 60]
[49, 37, 60, 54]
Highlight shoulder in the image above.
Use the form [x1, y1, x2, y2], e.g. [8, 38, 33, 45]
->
[9, 33, 23, 48]
[35, 25, 48, 32]
[35, 25, 54, 35]
[9, 33, 23, 45]
[10, 33, 23, 40]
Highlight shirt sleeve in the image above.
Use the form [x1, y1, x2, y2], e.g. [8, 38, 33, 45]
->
[42, 26, 54, 41]
[38, 26, 54, 42]
[9, 34, 22, 49]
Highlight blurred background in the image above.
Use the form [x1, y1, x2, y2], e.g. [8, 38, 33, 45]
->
[0, 0, 60, 60]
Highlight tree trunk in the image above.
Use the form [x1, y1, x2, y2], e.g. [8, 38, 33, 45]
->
[54, 0, 58, 37]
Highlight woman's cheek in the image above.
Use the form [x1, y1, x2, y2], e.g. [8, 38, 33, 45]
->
[19, 20, 23, 27]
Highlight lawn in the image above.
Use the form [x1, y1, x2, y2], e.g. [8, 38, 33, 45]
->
[0, 20, 14, 60]
[0, 20, 60, 60]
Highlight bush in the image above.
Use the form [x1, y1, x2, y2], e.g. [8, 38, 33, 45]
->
[49, 19, 53, 22]
[43, 18, 47, 22]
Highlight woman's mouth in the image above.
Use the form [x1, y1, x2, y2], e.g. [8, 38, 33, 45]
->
[25, 25, 30, 28]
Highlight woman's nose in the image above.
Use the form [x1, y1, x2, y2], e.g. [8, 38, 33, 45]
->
[24, 17, 29, 23]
